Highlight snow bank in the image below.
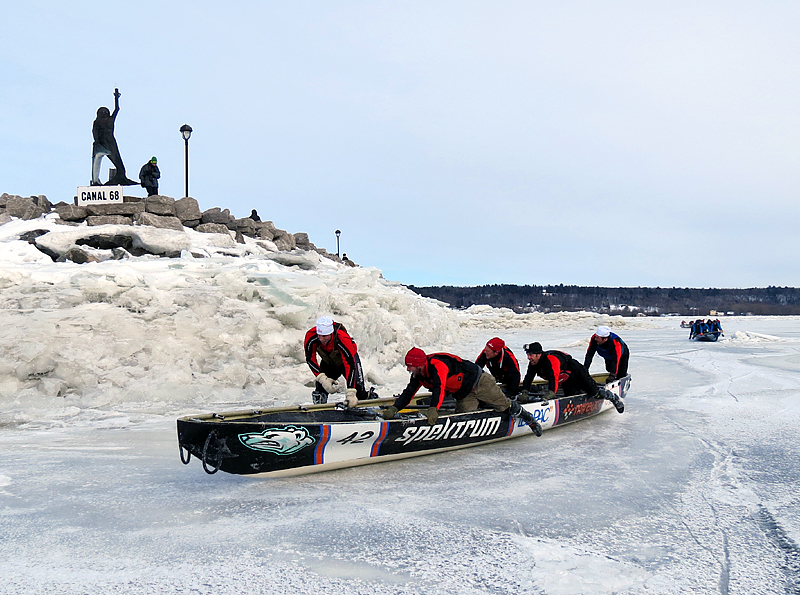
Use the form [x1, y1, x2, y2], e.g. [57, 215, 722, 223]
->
[457, 304, 652, 332]
[0, 216, 464, 426]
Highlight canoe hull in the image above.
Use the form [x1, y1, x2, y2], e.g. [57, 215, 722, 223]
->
[177, 375, 630, 477]
[692, 332, 721, 342]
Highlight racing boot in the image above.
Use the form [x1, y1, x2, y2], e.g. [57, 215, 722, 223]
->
[509, 401, 542, 437]
[597, 388, 624, 414]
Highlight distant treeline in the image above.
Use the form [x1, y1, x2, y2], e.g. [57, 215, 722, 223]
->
[407, 284, 800, 316]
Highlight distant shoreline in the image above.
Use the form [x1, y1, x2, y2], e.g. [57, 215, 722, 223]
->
[408, 284, 800, 317]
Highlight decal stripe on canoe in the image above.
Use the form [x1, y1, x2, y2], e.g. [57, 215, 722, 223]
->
[506, 416, 516, 436]
[370, 422, 389, 457]
[315, 425, 332, 465]
[553, 399, 561, 426]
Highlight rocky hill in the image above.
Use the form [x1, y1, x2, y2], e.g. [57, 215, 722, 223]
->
[0, 192, 350, 265]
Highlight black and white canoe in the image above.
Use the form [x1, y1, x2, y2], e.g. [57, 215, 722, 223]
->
[177, 374, 630, 477]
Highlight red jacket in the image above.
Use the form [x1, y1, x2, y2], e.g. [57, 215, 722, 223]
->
[303, 322, 360, 389]
[522, 351, 574, 393]
[395, 353, 481, 410]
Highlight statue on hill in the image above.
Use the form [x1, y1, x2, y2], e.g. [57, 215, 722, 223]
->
[91, 88, 137, 186]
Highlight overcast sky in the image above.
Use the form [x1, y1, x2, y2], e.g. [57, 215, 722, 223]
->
[2, 1, 799, 288]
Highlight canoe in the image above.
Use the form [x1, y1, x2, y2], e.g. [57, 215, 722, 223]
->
[692, 331, 721, 342]
[176, 374, 630, 477]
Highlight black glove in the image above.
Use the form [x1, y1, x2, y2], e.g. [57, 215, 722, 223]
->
[382, 406, 398, 420]
[605, 373, 617, 383]
[426, 406, 439, 425]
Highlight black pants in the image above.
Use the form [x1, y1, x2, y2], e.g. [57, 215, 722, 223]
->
[604, 351, 629, 377]
[144, 185, 158, 196]
[314, 355, 368, 399]
[560, 361, 600, 397]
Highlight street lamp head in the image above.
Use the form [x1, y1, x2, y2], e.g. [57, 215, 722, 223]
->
[335, 229, 341, 237]
[180, 124, 193, 141]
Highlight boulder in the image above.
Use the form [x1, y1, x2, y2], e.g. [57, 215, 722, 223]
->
[0, 213, 12, 225]
[231, 217, 257, 236]
[272, 229, 296, 251]
[259, 227, 274, 241]
[6, 196, 45, 220]
[55, 204, 88, 221]
[201, 207, 234, 225]
[182, 219, 201, 228]
[0, 193, 10, 207]
[293, 232, 313, 248]
[174, 197, 202, 222]
[33, 195, 52, 212]
[75, 234, 134, 250]
[61, 247, 100, 264]
[144, 195, 176, 216]
[87, 215, 133, 226]
[19, 229, 50, 243]
[196, 222, 232, 235]
[134, 212, 184, 230]
[85, 202, 145, 216]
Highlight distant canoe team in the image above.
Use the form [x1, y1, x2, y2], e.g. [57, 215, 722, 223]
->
[303, 316, 628, 434]
[687, 318, 723, 340]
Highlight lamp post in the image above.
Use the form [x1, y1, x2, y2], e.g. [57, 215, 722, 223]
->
[179, 124, 192, 197]
[335, 229, 341, 258]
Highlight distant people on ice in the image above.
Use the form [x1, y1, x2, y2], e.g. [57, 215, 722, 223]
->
[138, 157, 160, 196]
[688, 318, 722, 339]
[520, 342, 624, 413]
[382, 347, 541, 434]
[583, 326, 629, 382]
[475, 337, 521, 398]
[304, 315, 368, 405]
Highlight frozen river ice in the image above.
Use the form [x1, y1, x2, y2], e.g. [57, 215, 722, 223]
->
[2, 317, 799, 594]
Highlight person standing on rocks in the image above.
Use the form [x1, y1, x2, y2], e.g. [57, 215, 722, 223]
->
[138, 157, 160, 196]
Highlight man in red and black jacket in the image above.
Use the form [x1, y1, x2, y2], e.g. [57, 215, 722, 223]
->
[304, 315, 367, 404]
[383, 347, 541, 434]
[521, 342, 623, 413]
[475, 337, 521, 397]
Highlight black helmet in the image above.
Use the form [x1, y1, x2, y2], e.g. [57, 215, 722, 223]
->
[523, 342, 543, 354]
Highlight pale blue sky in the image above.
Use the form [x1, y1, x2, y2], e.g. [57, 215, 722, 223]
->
[2, 1, 799, 287]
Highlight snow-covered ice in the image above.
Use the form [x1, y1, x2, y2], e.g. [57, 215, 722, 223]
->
[1, 215, 798, 594]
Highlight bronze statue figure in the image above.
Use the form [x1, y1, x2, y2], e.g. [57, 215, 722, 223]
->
[91, 88, 137, 186]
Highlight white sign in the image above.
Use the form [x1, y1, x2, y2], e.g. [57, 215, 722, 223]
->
[76, 186, 124, 206]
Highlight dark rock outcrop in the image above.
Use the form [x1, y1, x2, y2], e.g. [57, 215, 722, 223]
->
[134, 212, 184, 230]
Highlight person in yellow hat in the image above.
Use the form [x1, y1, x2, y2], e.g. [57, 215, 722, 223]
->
[139, 156, 160, 196]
